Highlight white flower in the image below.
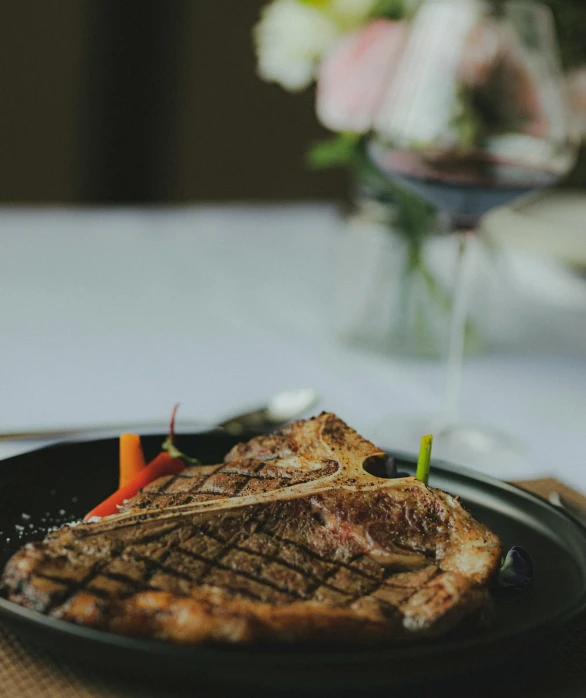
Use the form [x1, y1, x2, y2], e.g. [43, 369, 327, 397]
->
[254, 0, 341, 92]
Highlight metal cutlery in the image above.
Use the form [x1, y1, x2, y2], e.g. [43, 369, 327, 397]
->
[0, 388, 319, 442]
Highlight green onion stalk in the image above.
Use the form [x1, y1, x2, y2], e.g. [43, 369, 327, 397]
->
[416, 434, 433, 485]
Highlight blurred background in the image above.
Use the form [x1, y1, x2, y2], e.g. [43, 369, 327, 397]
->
[0, 0, 584, 481]
[1, 0, 584, 204]
[0, 0, 346, 203]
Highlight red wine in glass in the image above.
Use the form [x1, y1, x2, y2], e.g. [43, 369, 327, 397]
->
[368, 144, 563, 230]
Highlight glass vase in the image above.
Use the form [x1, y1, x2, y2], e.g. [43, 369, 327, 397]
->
[334, 188, 483, 359]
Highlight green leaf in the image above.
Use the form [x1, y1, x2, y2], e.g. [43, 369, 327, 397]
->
[370, 0, 407, 20]
[387, 181, 436, 242]
[306, 133, 361, 170]
[298, 0, 329, 7]
[448, 85, 485, 152]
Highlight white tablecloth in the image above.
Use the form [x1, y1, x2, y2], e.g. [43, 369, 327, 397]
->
[1, 205, 585, 487]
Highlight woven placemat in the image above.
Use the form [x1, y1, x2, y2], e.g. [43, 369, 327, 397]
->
[1, 478, 585, 698]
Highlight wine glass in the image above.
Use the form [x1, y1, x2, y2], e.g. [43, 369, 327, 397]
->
[367, 0, 577, 464]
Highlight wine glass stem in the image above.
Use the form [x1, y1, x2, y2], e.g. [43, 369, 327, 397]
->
[443, 231, 474, 428]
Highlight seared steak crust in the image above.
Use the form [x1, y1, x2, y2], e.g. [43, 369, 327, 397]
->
[1, 413, 502, 644]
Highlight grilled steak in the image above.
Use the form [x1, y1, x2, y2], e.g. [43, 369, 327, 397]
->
[1, 413, 502, 644]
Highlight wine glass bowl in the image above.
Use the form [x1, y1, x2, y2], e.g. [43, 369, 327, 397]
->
[369, 0, 576, 229]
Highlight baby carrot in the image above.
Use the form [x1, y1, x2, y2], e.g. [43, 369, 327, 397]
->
[84, 452, 185, 522]
[119, 433, 146, 488]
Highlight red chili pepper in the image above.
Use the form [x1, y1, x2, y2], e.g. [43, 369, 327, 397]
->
[83, 452, 185, 522]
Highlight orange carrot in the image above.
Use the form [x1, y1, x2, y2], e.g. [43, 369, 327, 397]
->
[84, 404, 195, 522]
[119, 433, 146, 488]
[84, 452, 185, 522]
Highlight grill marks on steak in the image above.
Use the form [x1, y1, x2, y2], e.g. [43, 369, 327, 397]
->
[3, 491, 498, 643]
[122, 452, 340, 513]
[1, 413, 502, 644]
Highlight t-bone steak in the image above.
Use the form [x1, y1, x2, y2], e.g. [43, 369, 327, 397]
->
[1, 413, 502, 644]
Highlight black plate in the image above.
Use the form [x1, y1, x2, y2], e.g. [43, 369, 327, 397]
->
[1, 431, 586, 690]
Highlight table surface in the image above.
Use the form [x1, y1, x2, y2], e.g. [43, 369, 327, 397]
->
[0, 203, 585, 488]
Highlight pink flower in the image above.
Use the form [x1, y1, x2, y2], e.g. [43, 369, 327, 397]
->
[316, 19, 408, 134]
